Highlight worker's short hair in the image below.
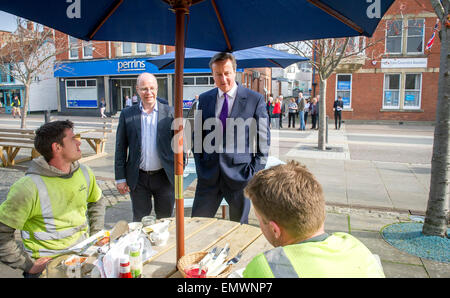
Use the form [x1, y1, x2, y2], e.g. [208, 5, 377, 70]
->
[34, 120, 74, 162]
[244, 161, 326, 238]
[209, 52, 237, 71]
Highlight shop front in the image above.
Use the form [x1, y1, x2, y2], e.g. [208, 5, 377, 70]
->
[0, 85, 24, 114]
[54, 57, 211, 117]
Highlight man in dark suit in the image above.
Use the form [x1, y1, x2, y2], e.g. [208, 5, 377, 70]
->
[192, 52, 270, 224]
[115, 73, 176, 221]
[333, 96, 344, 130]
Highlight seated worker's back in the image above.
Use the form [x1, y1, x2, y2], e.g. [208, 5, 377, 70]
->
[244, 232, 384, 278]
[243, 161, 384, 278]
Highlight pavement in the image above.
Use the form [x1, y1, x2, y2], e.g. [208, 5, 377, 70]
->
[0, 112, 448, 278]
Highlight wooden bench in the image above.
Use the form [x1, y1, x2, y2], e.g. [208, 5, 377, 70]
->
[75, 119, 113, 155]
[0, 128, 40, 167]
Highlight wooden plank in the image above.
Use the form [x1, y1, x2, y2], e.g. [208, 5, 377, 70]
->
[0, 128, 35, 134]
[0, 143, 34, 148]
[0, 133, 35, 139]
[168, 222, 264, 278]
[0, 138, 34, 144]
[142, 217, 239, 278]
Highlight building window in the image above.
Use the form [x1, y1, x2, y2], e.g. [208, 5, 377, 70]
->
[69, 36, 78, 59]
[137, 43, 147, 54]
[386, 20, 403, 54]
[183, 77, 195, 85]
[150, 44, 159, 55]
[336, 74, 352, 108]
[66, 79, 98, 108]
[383, 74, 401, 108]
[404, 73, 421, 109]
[195, 77, 209, 85]
[183, 76, 214, 86]
[407, 19, 424, 54]
[122, 42, 132, 55]
[83, 41, 93, 58]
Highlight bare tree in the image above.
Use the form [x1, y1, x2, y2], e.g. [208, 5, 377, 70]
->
[0, 18, 69, 128]
[423, 0, 449, 238]
[285, 36, 379, 150]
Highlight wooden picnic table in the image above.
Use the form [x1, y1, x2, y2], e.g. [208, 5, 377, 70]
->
[43, 217, 270, 278]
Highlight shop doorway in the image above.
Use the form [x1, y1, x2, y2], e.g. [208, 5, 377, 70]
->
[121, 86, 132, 109]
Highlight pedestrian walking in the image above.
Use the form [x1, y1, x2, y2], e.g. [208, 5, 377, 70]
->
[11, 95, 21, 119]
[333, 96, 344, 129]
[99, 97, 107, 118]
[310, 97, 318, 130]
[288, 98, 298, 128]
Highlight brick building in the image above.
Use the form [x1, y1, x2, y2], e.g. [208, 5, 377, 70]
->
[314, 1, 441, 123]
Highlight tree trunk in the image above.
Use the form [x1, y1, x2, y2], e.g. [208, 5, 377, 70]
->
[20, 83, 30, 129]
[423, 15, 449, 237]
[318, 78, 327, 150]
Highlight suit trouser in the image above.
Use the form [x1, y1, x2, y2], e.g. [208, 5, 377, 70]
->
[192, 181, 251, 224]
[130, 169, 175, 222]
[335, 111, 342, 128]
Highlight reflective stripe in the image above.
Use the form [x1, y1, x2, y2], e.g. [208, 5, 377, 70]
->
[24, 233, 88, 257]
[264, 247, 299, 278]
[28, 174, 56, 232]
[31, 222, 88, 241]
[79, 164, 90, 199]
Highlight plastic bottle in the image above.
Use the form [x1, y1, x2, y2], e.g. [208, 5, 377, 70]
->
[119, 255, 132, 278]
[129, 243, 142, 278]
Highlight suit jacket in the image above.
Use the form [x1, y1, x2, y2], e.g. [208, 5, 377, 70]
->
[114, 98, 176, 191]
[193, 83, 270, 191]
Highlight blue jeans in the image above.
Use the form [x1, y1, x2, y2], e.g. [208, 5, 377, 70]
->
[299, 111, 305, 130]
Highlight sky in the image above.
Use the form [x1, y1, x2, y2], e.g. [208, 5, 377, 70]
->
[0, 11, 18, 32]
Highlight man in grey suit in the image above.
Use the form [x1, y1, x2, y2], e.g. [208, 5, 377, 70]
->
[192, 53, 270, 224]
[115, 73, 176, 221]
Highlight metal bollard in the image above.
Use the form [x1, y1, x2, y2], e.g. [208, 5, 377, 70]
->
[326, 115, 328, 144]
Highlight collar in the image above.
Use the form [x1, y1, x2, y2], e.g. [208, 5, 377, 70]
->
[297, 233, 329, 245]
[139, 100, 158, 113]
[218, 82, 238, 99]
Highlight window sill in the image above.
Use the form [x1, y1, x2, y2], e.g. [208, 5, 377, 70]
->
[380, 109, 423, 113]
[382, 53, 427, 58]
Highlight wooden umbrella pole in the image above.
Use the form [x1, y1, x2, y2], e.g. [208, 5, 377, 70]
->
[174, 4, 188, 262]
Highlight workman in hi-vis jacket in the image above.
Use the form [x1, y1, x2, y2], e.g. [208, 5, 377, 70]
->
[243, 161, 385, 278]
[0, 120, 105, 278]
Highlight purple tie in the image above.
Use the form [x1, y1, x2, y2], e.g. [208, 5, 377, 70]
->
[219, 93, 228, 131]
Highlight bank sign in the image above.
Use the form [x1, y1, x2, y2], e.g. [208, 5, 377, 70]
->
[54, 58, 211, 77]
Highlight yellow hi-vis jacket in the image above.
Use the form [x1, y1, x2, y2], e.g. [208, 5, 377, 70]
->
[243, 232, 385, 278]
[0, 160, 102, 259]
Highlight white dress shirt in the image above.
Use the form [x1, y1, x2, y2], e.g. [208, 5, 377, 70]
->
[140, 102, 163, 171]
[215, 82, 238, 118]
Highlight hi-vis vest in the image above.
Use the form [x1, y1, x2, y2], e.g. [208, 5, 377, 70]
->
[21, 165, 92, 259]
[243, 233, 385, 278]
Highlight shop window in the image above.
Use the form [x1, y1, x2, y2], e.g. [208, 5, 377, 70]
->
[385, 20, 403, 54]
[336, 74, 352, 108]
[407, 19, 424, 54]
[66, 79, 98, 108]
[403, 74, 421, 109]
[383, 74, 401, 108]
[183, 77, 195, 85]
[195, 77, 209, 85]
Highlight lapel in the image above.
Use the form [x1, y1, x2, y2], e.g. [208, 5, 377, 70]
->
[133, 104, 142, 145]
[205, 88, 218, 120]
[229, 83, 246, 118]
